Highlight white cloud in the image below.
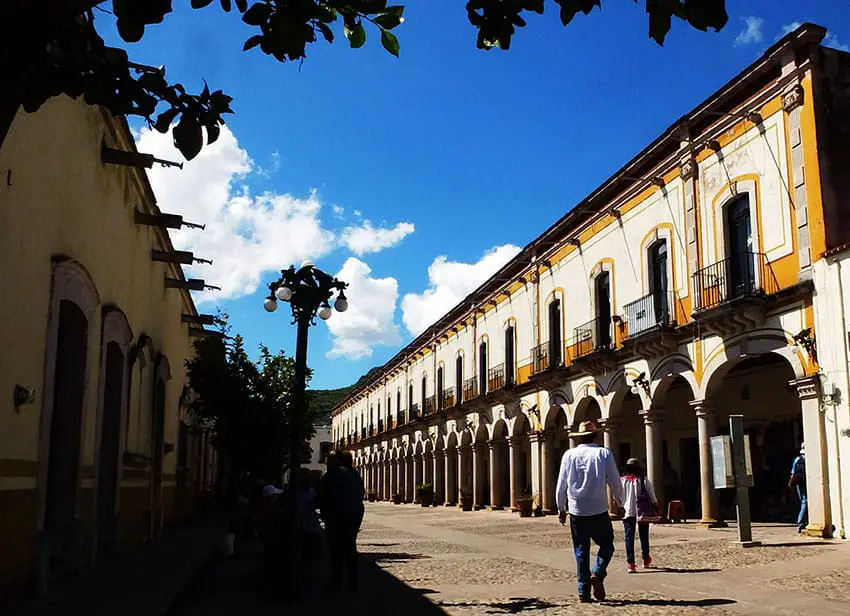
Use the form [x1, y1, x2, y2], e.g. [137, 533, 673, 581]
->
[332, 205, 345, 218]
[781, 21, 803, 36]
[340, 220, 415, 256]
[325, 258, 401, 359]
[401, 244, 522, 337]
[735, 16, 764, 45]
[255, 151, 280, 178]
[825, 32, 850, 52]
[136, 125, 335, 303]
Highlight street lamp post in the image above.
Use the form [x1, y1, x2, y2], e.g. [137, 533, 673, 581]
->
[263, 260, 347, 593]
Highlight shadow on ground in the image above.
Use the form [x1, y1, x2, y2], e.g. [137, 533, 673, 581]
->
[605, 598, 737, 608]
[437, 597, 561, 613]
[649, 566, 722, 574]
[166, 547, 447, 616]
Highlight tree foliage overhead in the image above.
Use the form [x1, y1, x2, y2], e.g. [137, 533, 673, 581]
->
[185, 316, 318, 481]
[0, 0, 727, 159]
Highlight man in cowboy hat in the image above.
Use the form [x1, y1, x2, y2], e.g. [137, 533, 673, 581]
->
[789, 444, 807, 534]
[556, 419, 624, 603]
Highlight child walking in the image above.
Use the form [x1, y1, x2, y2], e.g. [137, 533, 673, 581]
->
[620, 458, 659, 573]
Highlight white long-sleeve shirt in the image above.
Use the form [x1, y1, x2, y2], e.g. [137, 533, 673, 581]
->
[620, 474, 658, 519]
[555, 444, 624, 516]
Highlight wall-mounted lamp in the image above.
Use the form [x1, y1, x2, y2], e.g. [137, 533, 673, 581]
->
[527, 404, 539, 418]
[704, 139, 721, 153]
[14, 385, 35, 411]
[567, 238, 581, 247]
[630, 372, 650, 395]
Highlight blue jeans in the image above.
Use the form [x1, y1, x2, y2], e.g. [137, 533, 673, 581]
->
[797, 485, 808, 532]
[622, 517, 650, 565]
[569, 512, 615, 598]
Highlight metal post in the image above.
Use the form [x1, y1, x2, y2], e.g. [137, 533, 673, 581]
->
[729, 415, 760, 546]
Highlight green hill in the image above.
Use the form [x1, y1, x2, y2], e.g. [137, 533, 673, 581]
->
[307, 367, 380, 424]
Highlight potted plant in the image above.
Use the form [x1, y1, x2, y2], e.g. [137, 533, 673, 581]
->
[392, 492, 403, 505]
[517, 490, 534, 518]
[533, 493, 544, 517]
[416, 483, 434, 507]
[460, 489, 474, 512]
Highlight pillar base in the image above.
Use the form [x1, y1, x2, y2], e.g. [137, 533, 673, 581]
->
[473, 505, 485, 511]
[699, 519, 728, 528]
[445, 502, 456, 507]
[543, 508, 557, 516]
[805, 524, 833, 539]
[738, 540, 762, 548]
[487, 505, 504, 511]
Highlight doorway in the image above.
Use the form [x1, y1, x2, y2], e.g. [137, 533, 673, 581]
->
[726, 196, 754, 298]
[96, 341, 125, 557]
[594, 272, 612, 348]
[44, 300, 88, 578]
[649, 241, 669, 324]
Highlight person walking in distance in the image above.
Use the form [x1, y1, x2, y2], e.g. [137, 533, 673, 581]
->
[789, 444, 807, 534]
[556, 420, 624, 603]
[319, 450, 365, 592]
[621, 458, 659, 573]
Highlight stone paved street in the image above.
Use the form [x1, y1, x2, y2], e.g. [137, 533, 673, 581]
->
[167, 503, 850, 616]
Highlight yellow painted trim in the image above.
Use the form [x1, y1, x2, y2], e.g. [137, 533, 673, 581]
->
[638, 223, 677, 299]
[710, 173, 765, 258]
[799, 74, 827, 261]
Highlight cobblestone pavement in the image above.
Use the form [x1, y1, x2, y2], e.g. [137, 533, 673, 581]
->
[360, 502, 850, 616]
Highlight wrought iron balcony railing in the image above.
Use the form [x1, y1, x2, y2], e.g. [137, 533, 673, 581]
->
[488, 364, 506, 392]
[443, 386, 456, 408]
[397, 410, 406, 426]
[462, 377, 477, 402]
[410, 402, 421, 420]
[692, 252, 779, 312]
[531, 342, 549, 374]
[377, 419, 384, 433]
[623, 291, 675, 338]
[572, 317, 613, 359]
[424, 396, 437, 415]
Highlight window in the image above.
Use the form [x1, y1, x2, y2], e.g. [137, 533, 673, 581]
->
[421, 375, 427, 408]
[505, 325, 515, 386]
[726, 195, 755, 295]
[594, 272, 612, 348]
[478, 340, 488, 396]
[408, 383, 414, 410]
[455, 355, 463, 394]
[437, 366, 444, 409]
[648, 240, 669, 324]
[396, 389, 401, 412]
[548, 300, 562, 366]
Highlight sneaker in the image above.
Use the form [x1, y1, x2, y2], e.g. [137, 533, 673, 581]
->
[643, 557, 653, 569]
[627, 564, 637, 574]
[578, 595, 593, 603]
[589, 574, 606, 601]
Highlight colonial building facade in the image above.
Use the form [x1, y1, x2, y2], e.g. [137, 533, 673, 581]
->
[0, 96, 217, 601]
[332, 24, 850, 540]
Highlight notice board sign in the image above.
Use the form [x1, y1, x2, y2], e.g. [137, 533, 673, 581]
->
[711, 434, 754, 489]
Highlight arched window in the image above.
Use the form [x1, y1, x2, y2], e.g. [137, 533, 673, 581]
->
[505, 325, 515, 386]
[456, 355, 464, 401]
[594, 272, 612, 348]
[648, 240, 670, 324]
[478, 340, 488, 396]
[437, 366, 444, 409]
[548, 299, 562, 366]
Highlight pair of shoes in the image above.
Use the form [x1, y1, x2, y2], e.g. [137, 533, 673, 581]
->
[643, 557, 653, 569]
[627, 564, 637, 574]
[589, 574, 606, 601]
[578, 595, 593, 603]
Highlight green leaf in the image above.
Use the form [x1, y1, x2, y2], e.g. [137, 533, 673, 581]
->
[191, 0, 214, 7]
[235, 0, 248, 11]
[154, 107, 179, 133]
[173, 116, 204, 160]
[220, 0, 232, 11]
[116, 18, 145, 43]
[381, 29, 399, 56]
[317, 22, 334, 43]
[206, 122, 221, 145]
[243, 34, 263, 50]
[384, 5, 404, 17]
[374, 13, 403, 30]
[242, 2, 271, 26]
[345, 22, 366, 48]
[648, 4, 673, 45]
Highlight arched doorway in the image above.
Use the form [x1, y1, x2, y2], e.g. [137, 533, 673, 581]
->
[572, 397, 602, 438]
[510, 415, 532, 510]
[474, 424, 490, 509]
[705, 353, 803, 524]
[459, 430, 474, 507]
[542, 403, 570, 513]
[150, 355, 171, 539]
[44, 300, 89, 578]
[611, 390, 644, 470]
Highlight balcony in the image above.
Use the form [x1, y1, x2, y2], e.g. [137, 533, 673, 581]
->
[442, 386, 456, 409]
[424, 396, 437, 415]
[623, 291, 678, 358]
[531, 342, 549, 374]
[378, 419, 384, 433]
[488, 364, 506, 392]
[397, 410, 406, 426]
[462, 377, 478, 403]
[692, 252, 778, 337]
[386, 416, 394, 431]
[410, 403, 421, 421]
[570, 317, 615, 375]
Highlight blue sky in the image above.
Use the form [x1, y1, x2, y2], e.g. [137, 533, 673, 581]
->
[100, 1, 848, 390]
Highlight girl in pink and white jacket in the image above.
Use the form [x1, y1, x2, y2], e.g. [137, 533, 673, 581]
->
[620, 458, 659, 573]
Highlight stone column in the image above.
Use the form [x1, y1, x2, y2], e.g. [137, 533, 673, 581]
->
[410, 455, 418, 503]
[538, 431, 556, 514]
[473, 443, 487, 510]
[691, 400, 721, 526]
[792, 376, 832, 538]
[457, 446, 467, 507]
[489, 442, 503, 510]
[397, 458, 405, 500]
[600, 418, 620, 516]
[434, 450, 445, 505]
[509, 436, 522, 511]
[386, 462, 393, 500]
[530, 431, 545, 514]
[642, 410, 665, 514]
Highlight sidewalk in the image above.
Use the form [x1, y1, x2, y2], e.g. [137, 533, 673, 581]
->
[4, 525, 221, 616]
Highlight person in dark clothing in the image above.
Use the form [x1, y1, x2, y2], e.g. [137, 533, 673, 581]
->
[319, 450, 365, 591]
[790, 444, 807, 533]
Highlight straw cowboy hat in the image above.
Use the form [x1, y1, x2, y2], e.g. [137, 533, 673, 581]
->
[626, 457, 643, 469]
[800, 443, 806, 454]
[569, 420, 600, 438]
